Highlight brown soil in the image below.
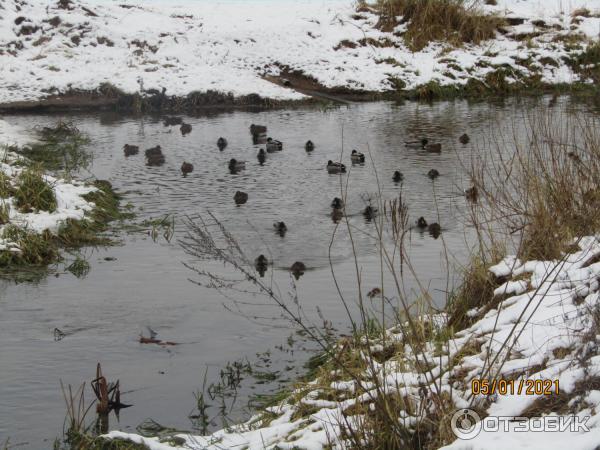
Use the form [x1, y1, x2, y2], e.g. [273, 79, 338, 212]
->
[263, 66, 385, 103]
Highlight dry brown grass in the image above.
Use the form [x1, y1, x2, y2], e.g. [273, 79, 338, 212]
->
[470, 110, 600, 261]
[369, 0, 503, 51]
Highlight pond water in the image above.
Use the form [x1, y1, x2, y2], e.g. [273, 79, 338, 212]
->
[0, 97, 572, 448]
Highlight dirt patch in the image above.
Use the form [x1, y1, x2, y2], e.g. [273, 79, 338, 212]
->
[264, 66, 384, 103]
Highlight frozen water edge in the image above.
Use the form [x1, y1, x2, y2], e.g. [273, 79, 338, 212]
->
[105, 233, 600, 449]
[1, 0, 600, 105]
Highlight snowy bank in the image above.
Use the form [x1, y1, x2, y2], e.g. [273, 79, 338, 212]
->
[0, 119, 103, 261]
[1, 0, 600, 106]
[106, 233, 600, 449]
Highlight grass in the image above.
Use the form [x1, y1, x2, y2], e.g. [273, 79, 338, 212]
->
[568, 41, 600, 83]
[57, 180, 128, 248]
[16, 121, 91, 176]
[13, 165, 57, 213]
[0, 178, 126, 274]
[368, 0, 503, 51]
[471, 110, 600, 260]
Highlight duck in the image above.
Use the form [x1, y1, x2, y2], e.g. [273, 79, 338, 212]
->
[465, 186, 478, 202]
[163, 116, 182, 127]
[228, 158, 245, 172]
[250, 124, 267, 136]
[331, 197, 344, 209]
[255, 254, 268, 277]
[363, 205, 377, 220]
[290, 261, 306, 280]
[181, 162, 193, 175]
[257, 148, 266, 165]
[416, 217, 428, 229]
[392, 171, 403, 182]
[123, 144, 139, 157]
[305, 140, 315, 152]
[253, 132, 267, 145]
[351, 150, 366, 163]
[180, 123, 192, 136]
[217, 137, 228, 150]
[274, 221, 287, 236]
[428, 223, 441, 238]
[427, 169, 440, 180]
[327, 160, 346, 174]
[234, 191, 248, 205]
[266, 138, 283, 152]
[459, 133, 470, 145]
[425, 143, 442, 153]
[145, 145, 165, 166]
[405, 138, 428, 149]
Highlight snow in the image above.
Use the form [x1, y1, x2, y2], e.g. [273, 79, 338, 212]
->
[1, 0, 599, 104]
[0, 119, 98, 246]
[104, 233, 600, 449]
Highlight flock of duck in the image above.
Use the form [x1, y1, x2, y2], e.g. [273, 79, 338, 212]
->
[122, 120, 477, 279]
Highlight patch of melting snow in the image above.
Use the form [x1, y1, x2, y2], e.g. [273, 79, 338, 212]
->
[0, 0, 599, 103]
[0, 119, 97, 243]
[105, 234, 600, 449]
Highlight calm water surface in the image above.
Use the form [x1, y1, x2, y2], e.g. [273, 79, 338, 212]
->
[0, 98, 572, 448]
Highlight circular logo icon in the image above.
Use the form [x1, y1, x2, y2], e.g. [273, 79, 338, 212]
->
[451, 408, 482, 440]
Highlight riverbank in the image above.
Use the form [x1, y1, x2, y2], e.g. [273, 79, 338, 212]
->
[1, 0, 600, 112]
[104, 233, 600, 449]
[0, 120, 123, 278]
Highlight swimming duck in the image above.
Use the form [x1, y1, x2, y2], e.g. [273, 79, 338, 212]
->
[181, 162, 193, 175]
[145, 145, 165, 166]
[459, 133, 470, 145]
[427, 169, 440, 179]
[180, 123, 192, 136]
[305, 140, 315, 152]
[217, 137, 228, 150]
[416, 217, 428, 229]
[465, 186, 478, 202]
[363, 205, 377, 220]
[392, 171, 403, 182]
[290, 261, 306, 280]
[274, 221, 287, 236]
[327, 160, 346, 174]
[257, 148, 266, 165]
[425, 143, 442, 153]
[255, 254, 268, 277]
[123, 144, 139, 157]
[228, 158, 245, 172]
[250, 124, 267, 135]
[266, 138, 283, 152]
[405, 138, 428, 149]
[234, 191, 248, 205]
[351, 150, 366, 163]
[163, 116, 182, 127]
[331, 197, 344, 209]
[428, 223, 441, 238]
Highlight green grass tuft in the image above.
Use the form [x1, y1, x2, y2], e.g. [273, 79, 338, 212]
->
[13, 166, 57, 213]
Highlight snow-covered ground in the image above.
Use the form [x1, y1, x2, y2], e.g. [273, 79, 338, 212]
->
[0, 119, 97, 249]
[106, 233, 600, 449]
[0, 0, 599, 104]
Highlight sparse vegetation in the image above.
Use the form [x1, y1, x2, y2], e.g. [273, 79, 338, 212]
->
[13, 165, 57, 213]
[368, 0, 504, 51]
